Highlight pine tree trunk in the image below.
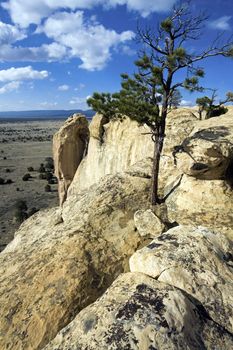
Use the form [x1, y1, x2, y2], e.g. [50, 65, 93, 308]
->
[151, 134, 164, 205]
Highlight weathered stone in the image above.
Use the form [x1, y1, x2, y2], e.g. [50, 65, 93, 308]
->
[44, 272, 233, 350]
[68, 110, 197, 197]
[130, 225, 233, 333]
[165, 174, 233, 239]
[0, 169, 151, 350]
[53, 114, 89, 205]
[175, 109, 233, 180]
[134, 209, 165, 237]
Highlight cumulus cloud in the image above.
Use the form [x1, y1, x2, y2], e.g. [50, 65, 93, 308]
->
[208, 16, 232, 30]
[2, 0, 177, 27]
[0, 81, 21, 94]
[58, 84, 69, 91]
[0, 21, 26, 44]
[38, 11, 135, 70]
[0, 66, 49, 82]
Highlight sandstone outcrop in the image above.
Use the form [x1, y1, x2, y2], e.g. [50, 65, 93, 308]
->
[0, 167, 151, 350]
[130, 226, 233, 333]
[175, 109, 233, 180]
[44, 272, 233, 350]
[68, 109, 197, 197]
[53, 114, 89, 205]
[134, 209, 165, 238]
[165, 174, 233, 239]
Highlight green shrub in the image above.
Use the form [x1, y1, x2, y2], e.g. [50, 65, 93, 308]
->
[27, 166, 34, 172]
[22, 173, 31, 181]
[45, 184, 51, 192]
[0, 177, 5, 185]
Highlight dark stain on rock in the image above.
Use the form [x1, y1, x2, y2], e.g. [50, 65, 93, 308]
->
[83, 317, 97, 333]
[147, 242, 162, 250]
[157, 234, 177, 241]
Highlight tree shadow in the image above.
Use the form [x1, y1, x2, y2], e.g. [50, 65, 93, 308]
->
[183, 126, 230, 146]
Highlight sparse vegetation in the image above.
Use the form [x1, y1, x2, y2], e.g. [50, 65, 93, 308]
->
[196, 90, 233, 119]
[22, 173, 32, 181]
[45, 184, 51, 192]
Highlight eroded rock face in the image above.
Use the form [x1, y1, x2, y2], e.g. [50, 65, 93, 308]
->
[134, 209, 165, 238]
[175, 110, 233, 180]
[165, 174, 233, 239]
[44, 272, 233, 350]
[0, 168, 151, 350]
[68, 110, 197, 197]
[130, 225, 233, 333]
[53, 114, 89, 205]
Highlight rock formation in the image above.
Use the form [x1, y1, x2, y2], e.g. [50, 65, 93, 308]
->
[68, 109, 197, 197]
[44, 226, 233, 349]
[0, 107, 233, 349]
[53, 114, 89, 205]
[0, 166, 151, 350]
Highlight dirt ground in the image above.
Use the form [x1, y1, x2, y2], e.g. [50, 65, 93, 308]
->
[0, 120, 64, 251]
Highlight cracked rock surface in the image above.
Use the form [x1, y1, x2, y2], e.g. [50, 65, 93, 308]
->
[130, 225, 233, 333]
[44, 272, 233, 350]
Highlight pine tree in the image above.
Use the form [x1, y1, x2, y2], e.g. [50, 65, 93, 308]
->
[88, 1, 233, 204]
[196, 90, 233, 119]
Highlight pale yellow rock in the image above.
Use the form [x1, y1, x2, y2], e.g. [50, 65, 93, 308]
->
[130, 225, 233, 333]
[0, 169, 151, 350]
[53, 114, 89, 205]
[165, 174, 233, 239]
[134, 209, 165, 237]
[175, 109, 233, 179]
[68, 110, 197, 197]
[44, 272, 233, 350]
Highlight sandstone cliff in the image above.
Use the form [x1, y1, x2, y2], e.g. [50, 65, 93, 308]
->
[0, 108, 232, 349]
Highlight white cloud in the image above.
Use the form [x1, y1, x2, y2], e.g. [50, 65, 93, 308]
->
[58, 84, 69, 91]
[0, 66, 49, 82]
[69, 97, 87, 105]
[0, 81, 21, 94]
[2, 0, 177, 27]
[0, 21, 26, 44]
[180, 99, 192, 106]
[40, 101, 58, 108]
[109, 0, 177, 17]
[209, 16, 231, 30]
[38, 11, 135, 70]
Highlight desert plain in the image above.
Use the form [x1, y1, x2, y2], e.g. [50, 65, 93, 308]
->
[0, 119, 64, 251]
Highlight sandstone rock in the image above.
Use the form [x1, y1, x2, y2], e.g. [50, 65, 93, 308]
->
[175, 110, 233, 180]
[165, 174, 233, 239]
[0, 168, 151, 350]
[130, 225, 233, 333]
[68, 110, 197, 197]
[53, 114, 89, 205]
[44, 272, 233, 350]
[134, 209, 165, 237]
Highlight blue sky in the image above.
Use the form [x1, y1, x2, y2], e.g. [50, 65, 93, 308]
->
[0, 0, 232, 111]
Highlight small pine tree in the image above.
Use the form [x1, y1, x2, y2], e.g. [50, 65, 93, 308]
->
[88, 2, 233, 204]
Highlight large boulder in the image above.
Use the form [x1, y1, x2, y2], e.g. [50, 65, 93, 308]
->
[175, 110, 233, 180]
[44, 272, 233, 350]
[165, 174, 233, 239]
[53, 114, 89, 205]
[130, 226, 233, 333]
[0, 167, 151, 350]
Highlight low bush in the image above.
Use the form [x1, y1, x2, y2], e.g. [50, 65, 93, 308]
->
[45, 184, 51, 192]
[22, 173, 31, 181]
